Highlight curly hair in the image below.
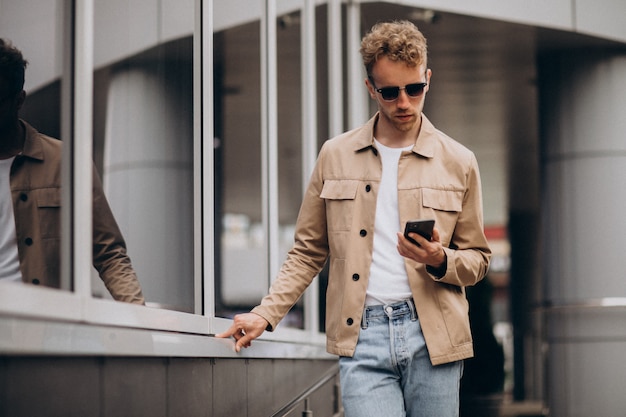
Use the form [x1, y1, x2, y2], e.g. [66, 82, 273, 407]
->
[0, 38, 28, 94]
[360, 20, 427, 77]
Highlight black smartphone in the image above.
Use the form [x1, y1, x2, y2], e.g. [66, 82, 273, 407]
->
[403, 219, 435, 246]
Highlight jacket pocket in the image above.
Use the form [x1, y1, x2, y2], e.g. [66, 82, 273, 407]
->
[320, 180, 359, 231]
[422, 188, 463, 212]
[418, 188, 463, 246]
[436, 283, 472, 346]
[36, 187, 61, 239]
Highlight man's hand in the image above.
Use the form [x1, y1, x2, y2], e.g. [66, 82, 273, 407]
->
[397, 226, 446, 269]
[215, 312, 269, 352]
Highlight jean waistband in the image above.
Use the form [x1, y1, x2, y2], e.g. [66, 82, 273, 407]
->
[361, 298, 417, 329]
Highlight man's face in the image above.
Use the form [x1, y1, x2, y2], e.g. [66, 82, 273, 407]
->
[0, 77, 23, 138]
[365, 56, 431, 135]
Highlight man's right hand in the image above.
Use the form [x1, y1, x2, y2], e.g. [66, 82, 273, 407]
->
[215, 312, 269, 352]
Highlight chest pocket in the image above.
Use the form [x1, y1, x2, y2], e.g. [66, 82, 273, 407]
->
[320, 180, 359, 231]
[422, 188, 463, 212]
[36, 187, 62, 239]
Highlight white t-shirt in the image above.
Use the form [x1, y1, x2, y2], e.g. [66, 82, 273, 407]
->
[0, 156, 22, 282]
[365, 139, 414, 306]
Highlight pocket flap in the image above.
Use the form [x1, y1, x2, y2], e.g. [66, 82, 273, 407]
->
[36, 188, 61, 208]
[320, 180, 359, 200]
[422, 188, 463, 212]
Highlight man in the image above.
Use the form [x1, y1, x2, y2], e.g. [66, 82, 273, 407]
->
[0, 38, 144, 304]
[218, 21, 490, 416]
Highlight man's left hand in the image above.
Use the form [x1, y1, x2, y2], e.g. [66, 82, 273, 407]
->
[397, 227, 446, 269]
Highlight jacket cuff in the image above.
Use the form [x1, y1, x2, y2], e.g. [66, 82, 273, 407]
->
[250, 306, 276, 332]
[426, 252, 448, 279]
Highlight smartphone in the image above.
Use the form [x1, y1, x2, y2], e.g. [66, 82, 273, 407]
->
[403, 219, 435, 246]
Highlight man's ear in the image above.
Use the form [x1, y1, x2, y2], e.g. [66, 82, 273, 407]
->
[365, 78, 376, 99]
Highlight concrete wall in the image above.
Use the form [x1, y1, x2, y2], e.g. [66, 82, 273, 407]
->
[539, 49, 626, 417]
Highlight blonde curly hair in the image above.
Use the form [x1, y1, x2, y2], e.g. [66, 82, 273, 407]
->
[360, 20, 428, 77]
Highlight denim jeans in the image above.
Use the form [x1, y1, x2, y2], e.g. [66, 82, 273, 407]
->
[339, 299, 463, 417]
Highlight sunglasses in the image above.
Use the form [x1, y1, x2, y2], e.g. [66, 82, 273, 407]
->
[370, 79, 428, 102]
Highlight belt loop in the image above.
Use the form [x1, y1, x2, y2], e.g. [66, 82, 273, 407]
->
[407, 298, 417, 321]
[361, 307, 369, 329]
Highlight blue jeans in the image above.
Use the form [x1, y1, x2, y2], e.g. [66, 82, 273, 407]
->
[339, 300, 463, 417]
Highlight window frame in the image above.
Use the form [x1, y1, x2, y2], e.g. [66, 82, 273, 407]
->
[0, 0, 333, 357]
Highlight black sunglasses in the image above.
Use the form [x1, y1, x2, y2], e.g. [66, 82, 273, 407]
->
[370, 80, 428, 101]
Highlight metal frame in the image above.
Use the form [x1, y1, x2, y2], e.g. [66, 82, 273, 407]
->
[198, 0, 215, 317]
[262, 0, 280, 285]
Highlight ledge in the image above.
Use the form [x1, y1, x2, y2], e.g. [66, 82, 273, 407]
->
[0, 315, 333, 359]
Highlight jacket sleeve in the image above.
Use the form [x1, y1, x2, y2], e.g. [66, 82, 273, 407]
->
[433, 153, 491, 287]
[91, 167, 145, 305]
[252, 147, 330, 330]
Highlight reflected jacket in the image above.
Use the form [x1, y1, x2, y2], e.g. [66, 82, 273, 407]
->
[9, 121, 144, 304]
[252, 113, 491, 365]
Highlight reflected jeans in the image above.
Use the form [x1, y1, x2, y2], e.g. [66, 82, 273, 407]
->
[339, 300, 463, 417]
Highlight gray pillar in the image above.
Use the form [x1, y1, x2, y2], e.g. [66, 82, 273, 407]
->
[540, 50, 626, 416]
[101, 62, 194, 312]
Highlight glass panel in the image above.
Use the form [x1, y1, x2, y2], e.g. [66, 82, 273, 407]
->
[212, 4, 329, 330]
[92, 0, 195, 311]
[315, 4, 332, 333]
[213, 19, 266, 318]
[276, 9, 304, 328]
[0, 2, 67, 291]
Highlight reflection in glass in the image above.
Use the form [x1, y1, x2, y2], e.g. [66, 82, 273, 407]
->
[1, 2, 66, 290]
[214, 8, 334, 329]
[213, 20, 267, 319]
[92, 1, 195, 311]
[277, 10, 304, 328]
[213, 14, 307, 327]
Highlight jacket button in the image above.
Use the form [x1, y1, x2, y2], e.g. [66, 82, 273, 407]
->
[20, 193, 28, 202]
[352, 273, 359, 281]
[365, 184, 371, 192]
[346, 318, 354, 326]
[359, 229, 367, 237]
[25, 237, 33, 246]
[32, 278, 40, 285]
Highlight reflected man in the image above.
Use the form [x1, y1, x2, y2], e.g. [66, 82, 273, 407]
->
[0, 38, 144, 304]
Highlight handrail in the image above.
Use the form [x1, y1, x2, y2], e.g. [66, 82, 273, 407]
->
[271, 362, 341, 417]
[540, 297, 626, 312]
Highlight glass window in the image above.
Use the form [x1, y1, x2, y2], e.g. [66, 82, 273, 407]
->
[213, 7, 308, 328]
[213, 5, 328, 330]
[213, 18, 266, 318]
[92, 0, 195, 312]
[276, 9, 304, 328]
[1, 1, 67, 291]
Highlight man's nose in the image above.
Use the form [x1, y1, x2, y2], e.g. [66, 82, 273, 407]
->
[396, 89, 412, 107]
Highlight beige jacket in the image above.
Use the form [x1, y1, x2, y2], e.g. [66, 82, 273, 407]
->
[10, 121, 144, 304]
[253, 113, 490, 365]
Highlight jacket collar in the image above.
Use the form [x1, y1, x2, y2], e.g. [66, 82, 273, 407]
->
[352, 112, 437, 159]
[19, 120, 45, 161]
